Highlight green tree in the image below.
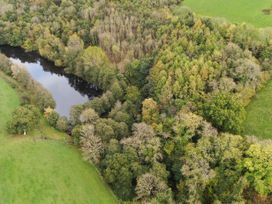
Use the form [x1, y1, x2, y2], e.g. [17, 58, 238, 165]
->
[202, 93, 246, 134]
[142, 98, 160, 127]
[65, 33, 84, 63]
[56, 116, 69, 132]
[103, 153, 134, 200]
[69, 104, 84, 126]
[242, 143, 272, 197]
[80, 108, 99, 124]
[7, 105, 40, 135]
[45, 110, 59, 128]
[0, 53, 12, 75]
[125, 58, 152, 88]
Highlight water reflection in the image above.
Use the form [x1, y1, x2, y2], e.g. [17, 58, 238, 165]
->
[0, 46, 101, 116]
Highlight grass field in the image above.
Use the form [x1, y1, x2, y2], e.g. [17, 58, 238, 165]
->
[183, 0, 272, 28]
[0, 78, 117, 204]
[243, 81, 272, 139]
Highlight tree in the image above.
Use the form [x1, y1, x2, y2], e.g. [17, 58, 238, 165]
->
[110, 80, 123, 100]
[71, 125, 81, 146]
[179, 142, 215, 204]
[0, 2, 12, 16]
[79, 108, 99, 124]
[56, 116, 69, 132]
[75, 46, 114, 90]
[135, 173, 170, 202]
[7, 105, 40, 135]
[45, 108, 59, 128]
[69, 104, 84, 126]
[121, 123, 162, 163]
[202, 93, 246, 134]
[2, 0, 272, 202]
[242, 142, 272, 197]
[65, 33, 84, 63]
[173, 110, 204, 141]
[205, 134, 248, 203]
[179, 134, 248, 203]
[103, 153, 135, 200]
[80, 124, 104, 164]
[11, 64, 55, 110]
[38, 28, 65, 66]
[109, 102, 131, 124]
[142, 98, 160, 126]
[0, 53, 12, 75]
[124, 86, 142, 118]
[125, 58, 152, 88]
[95, 120, 115, 142]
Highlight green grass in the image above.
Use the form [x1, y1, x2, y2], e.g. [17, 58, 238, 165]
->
[243, 81, 272, 139]
[0, 78, 20, 140]
[0, 78, 117, 204]
[183, 0, 272, 28]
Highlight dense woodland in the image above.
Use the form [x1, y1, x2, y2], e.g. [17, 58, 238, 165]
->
[1, 0, 272, 203]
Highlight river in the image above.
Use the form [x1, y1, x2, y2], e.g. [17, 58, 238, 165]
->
[0, 46, 101, 116]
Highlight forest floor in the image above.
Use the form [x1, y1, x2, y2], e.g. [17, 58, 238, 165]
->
[243, 80, 272, 139]
[183, 0, 272, 28]
[0, 78, 117, 204]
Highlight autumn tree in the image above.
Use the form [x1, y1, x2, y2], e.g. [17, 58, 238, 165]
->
[80, 124, 104, 164]
[135, 173, 171, 203]
[142, 98, 160, 127]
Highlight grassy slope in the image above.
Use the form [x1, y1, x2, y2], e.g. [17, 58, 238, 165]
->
[183, 0, 272, 27]
[0, 78, 117, 204]
[243, 81, 272, 139]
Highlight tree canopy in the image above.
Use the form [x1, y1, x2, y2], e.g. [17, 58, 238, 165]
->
[1, 0, 272, 203]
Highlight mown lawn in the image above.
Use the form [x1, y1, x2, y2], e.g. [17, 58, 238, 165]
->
[0, 78, 117, 204]
[183, 0, 272, 28]
[243, 81, 272, 139]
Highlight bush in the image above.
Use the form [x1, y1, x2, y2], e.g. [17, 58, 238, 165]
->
[7, 105, 40, 135]
[56, 116, 69, 132]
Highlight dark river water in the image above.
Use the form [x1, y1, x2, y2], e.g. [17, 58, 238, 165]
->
[0, 46, 101, 116]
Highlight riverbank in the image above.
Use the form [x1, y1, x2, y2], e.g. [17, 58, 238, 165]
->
[0, 45, 101, 116]
[0, 77, 117, 204]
